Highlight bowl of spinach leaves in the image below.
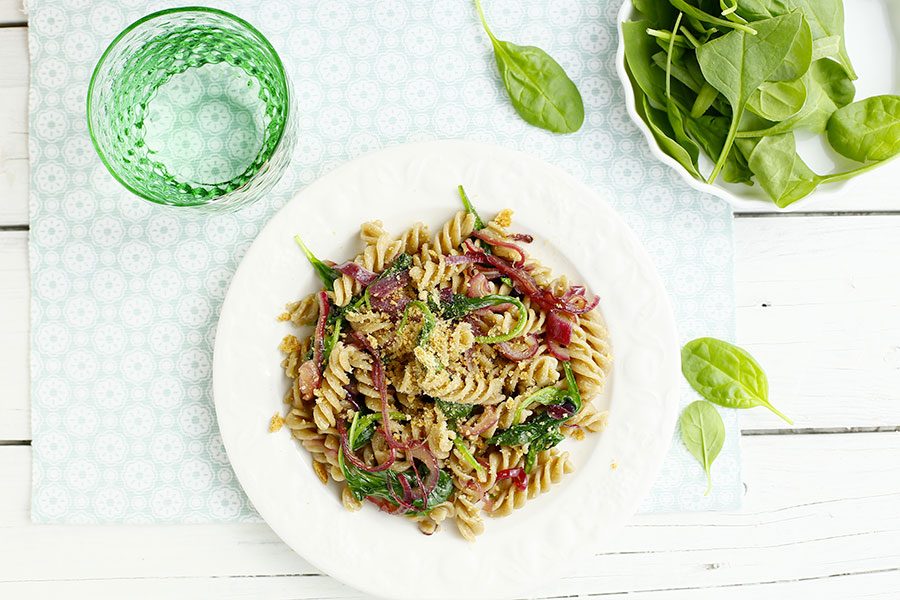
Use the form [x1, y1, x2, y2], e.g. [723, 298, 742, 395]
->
[616, 0, 900, 209]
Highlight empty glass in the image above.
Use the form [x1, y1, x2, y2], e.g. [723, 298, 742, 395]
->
[87, 7, 295, 211]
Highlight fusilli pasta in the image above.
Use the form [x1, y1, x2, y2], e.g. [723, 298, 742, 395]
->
[275, 195, 611, 540]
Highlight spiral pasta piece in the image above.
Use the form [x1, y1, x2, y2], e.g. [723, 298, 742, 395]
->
[564, 402, 609, 440]
[454, 490, 485, 541]
[415, 500, 455, 535]
[488, 450, 573, 516]
[410, 250, 468, 293]
[280, 292, 319, 326]
[397, 222, 430, 254]
[312, 342, 359, 430]
[568, 310, 613, 400]
[433, 210, 476, 255]
[332, 230, 404, 306]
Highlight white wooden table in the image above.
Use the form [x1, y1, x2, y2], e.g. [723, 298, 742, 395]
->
[2, 4, 899, 598]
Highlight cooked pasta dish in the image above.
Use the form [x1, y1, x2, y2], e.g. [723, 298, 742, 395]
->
[275, 186, 611, 540]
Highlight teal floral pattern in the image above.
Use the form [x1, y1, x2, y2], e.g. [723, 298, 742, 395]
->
[29, 0, 739, 523]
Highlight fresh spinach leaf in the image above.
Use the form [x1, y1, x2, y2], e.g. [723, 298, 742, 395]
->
[695, 13, 811, 183]
[623, 19, 668, 108]
[735, 0, 856, 80]
[685, 115, 753, 184]
[666, 102, 702, 166]
[638, 94, 703, 179]
[475, 0, 584, 133]
[632, 0, 677, 26]
[737, 59, 855, 138]
[747, 79, 807, 122]
[681, 337, 792, 423]
[679, 400, 725, 495]
[739, 134, 819, 207]
[826, 95, 900, 162]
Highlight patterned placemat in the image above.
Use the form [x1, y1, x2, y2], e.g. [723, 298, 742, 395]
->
[28, 0, 740, 523]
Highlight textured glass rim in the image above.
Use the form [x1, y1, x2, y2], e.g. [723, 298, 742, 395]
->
[86, 6, 291, 208]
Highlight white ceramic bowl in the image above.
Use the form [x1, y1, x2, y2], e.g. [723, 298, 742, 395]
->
[615, 0, 900, 211]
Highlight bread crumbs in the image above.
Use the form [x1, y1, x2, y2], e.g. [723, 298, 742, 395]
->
[268, 412, 285, 433]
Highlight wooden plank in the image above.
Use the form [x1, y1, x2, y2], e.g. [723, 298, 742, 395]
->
[4, 216, 900, 439]
[0, 231, 28, 439]
[1, 434, 898, 597]
[735, 216, 900, 430]
[0, 0, 25, 25]
[0, 27, 28, 226]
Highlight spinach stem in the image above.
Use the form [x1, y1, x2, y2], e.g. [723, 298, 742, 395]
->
[678, 26, 702, 49]
[763, 402, 794, 425]
[665, 13, 684, 100]
[669, 0, 756, 34]
[816, 158, 895, 185]
[453, 437, 485, 475]
[707, 109, 742, 184]
[474, 296, 528, 344]
[473, 0, 495, 42]
[646, 28, 688, 46]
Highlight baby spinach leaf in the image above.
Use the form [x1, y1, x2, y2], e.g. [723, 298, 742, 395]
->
[638, 94, 703, 179]
[737, 59, 855, 138]
[735, 0, 856, 80]
[666, 102, 702, 166]
[685, 115, 753, 184]
[341, 414, 453, 513]
[740, 134, 820, 207]
[811, 34, 841, 62]
[632, 0, 677, 26]
[826, 95, 900, 162]
[682, 337, 793, 424]
[623, 20, 668, 107]
[695, 13, 809, 183]
[475, 0, 584, 133]
[679, 400, 725, 495]
[691, 82, 720, 118]
[747, 79, 807, 122]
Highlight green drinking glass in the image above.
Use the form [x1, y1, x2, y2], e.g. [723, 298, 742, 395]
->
[87, 7, 295, 211]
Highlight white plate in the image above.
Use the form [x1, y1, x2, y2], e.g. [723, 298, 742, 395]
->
[616, 0, 900, 211]
[213, 140, 679, 600]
